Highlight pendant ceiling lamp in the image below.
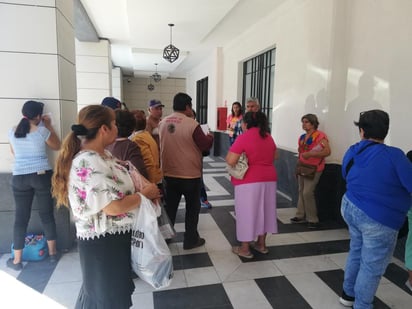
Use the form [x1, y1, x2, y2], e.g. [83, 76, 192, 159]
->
[163, 23, 179, 63]
[147, 76, 155, 91]
[152, 63, 161, 82]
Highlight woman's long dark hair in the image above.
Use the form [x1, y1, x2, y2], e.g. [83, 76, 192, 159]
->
[243, 111, 270, 138]
[231, 101, 242, 117]
[15, 101, 44, 138]
[52, 105, 114, 207]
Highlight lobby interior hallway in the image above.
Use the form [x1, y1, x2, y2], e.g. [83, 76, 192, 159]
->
[0, 156, 411, 308]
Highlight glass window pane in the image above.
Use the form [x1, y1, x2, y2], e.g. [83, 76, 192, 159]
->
[242, 48, 276, 122]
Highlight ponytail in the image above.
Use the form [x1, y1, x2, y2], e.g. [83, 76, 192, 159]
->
[14, 118, 31, 138]
[52, 104, 114, 207]
[52, 132, 81, 207]
[15, 100, 44, 138]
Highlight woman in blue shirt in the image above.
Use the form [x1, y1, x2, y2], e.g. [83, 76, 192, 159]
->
[7, 101, 61, 270]
[339, 110, 412, 309]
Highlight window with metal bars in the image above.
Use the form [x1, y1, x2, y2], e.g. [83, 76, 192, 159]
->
[196, 77, 208, 124]
[242, 48, 276, 128]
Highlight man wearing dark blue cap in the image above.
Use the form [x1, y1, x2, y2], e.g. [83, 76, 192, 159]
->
[101, 97, 121, 110]
[146, 99, 164, 146]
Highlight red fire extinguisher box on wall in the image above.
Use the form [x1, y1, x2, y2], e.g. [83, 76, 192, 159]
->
[217, 107, 227, 131]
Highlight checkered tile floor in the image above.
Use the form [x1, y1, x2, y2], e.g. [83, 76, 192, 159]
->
[1, 156, 411, 308]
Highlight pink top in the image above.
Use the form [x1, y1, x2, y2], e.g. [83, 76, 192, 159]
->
[297, 130, 328, 172]
[226, 114, 242, 129]
[229, 127, 277, 186]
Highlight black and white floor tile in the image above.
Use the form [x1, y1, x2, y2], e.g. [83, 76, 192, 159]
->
[1, 156, 411, 308]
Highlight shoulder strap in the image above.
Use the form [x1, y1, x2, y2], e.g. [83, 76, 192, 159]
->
[345, 142, 380, 175]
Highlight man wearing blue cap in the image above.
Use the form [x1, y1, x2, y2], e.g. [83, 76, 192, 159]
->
[101, 97, 121, 110]
[146, 99, 164, 146]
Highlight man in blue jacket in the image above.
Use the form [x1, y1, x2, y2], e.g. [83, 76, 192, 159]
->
[339, 110, 412, 309]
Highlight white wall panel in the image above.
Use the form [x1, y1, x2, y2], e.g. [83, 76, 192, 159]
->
[186, 49, 219, 130]
[123, 77, 185, 115]
[342, 0, 412, 152]
[77, 89, 110, 106]
[60, 100, 78, 138]
[0, 4, 57, 53]
[0, 144, 14, 173]
[59, 57, 77, 101]
[3, 0, 54, 6]
[76, 72, 110, 90]
[0, 99, 26, 143]
[56, 0, 74, 25]
[0, 53, 59, 99]
[75, 39, 110, 57]
[57, 9, 76, 64]
[76, 55, 110, 73]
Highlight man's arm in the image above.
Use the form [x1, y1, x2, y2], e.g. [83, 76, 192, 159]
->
[192, 125, 213, 153]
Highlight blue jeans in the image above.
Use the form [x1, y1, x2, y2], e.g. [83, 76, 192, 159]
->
[405, 209, 412, 270]
[341, 194, 398, 309]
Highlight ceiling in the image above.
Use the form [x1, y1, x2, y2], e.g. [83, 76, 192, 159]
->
[76, 0, 285, 79]
[77, 0, 239, 78]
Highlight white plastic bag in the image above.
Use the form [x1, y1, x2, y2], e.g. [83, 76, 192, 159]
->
[156, 203, 176, 240]
[131, 194, 173, 289]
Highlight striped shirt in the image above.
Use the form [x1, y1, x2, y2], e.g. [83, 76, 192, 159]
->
[8, 126, 51, 175]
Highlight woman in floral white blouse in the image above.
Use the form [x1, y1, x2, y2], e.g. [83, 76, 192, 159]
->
[52, 105, 159, 309]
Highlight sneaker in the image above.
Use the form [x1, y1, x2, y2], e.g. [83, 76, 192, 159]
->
[201, 200, 212, 209]
[307, 222, 320, 229]
[131, 270, 139, 279]
[290, 217, 306, 223]
[406, 280, 412, 292]
[49, 253, 60, 264]
[339, 290, 355, 307]
[6, 258, 23, 271]
[183, 238, 206, 250]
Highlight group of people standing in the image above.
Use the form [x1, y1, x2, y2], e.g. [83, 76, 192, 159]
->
[7, 94, 412, 309]
[225, 98, 331, 259]
[7, 93, 213, 308]
[226, 101, 412, 309]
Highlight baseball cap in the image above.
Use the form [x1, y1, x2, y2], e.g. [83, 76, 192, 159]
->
[148, 99, 164, 108]
[101, 97, 121, 110]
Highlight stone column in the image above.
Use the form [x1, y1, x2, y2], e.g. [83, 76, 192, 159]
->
[0, 0, 77, 252]
[112, 67, 123, 102]
[75, 39, 113, 109]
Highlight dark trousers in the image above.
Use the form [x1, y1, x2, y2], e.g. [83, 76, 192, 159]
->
[11, 171, 57, 249]
[163, 176, 201, 245]
[200, 177, 208, 201]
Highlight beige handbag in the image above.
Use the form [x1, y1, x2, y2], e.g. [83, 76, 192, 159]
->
[226, 153, 249, 179]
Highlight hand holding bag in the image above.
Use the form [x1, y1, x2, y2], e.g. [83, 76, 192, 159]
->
[131, 194, 173, 289]
[156, 202, 176, 240]
[226, 152, 249, 179]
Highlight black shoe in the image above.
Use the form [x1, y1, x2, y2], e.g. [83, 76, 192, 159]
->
[339, 290, 355, 307]
[183, 238, 205, 250]
[290, 217, 306, 223]
[6, 258, 23, 271]
[131, 270, 139, 279]
[49, 253, 60, 263]
[307, 222, 320, 229]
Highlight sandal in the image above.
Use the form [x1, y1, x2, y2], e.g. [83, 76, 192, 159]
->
[250, 244, 269, 254]
[232, 246, 254, 259]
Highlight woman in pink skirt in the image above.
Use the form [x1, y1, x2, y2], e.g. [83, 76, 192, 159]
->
[226, 111, 278, 258]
